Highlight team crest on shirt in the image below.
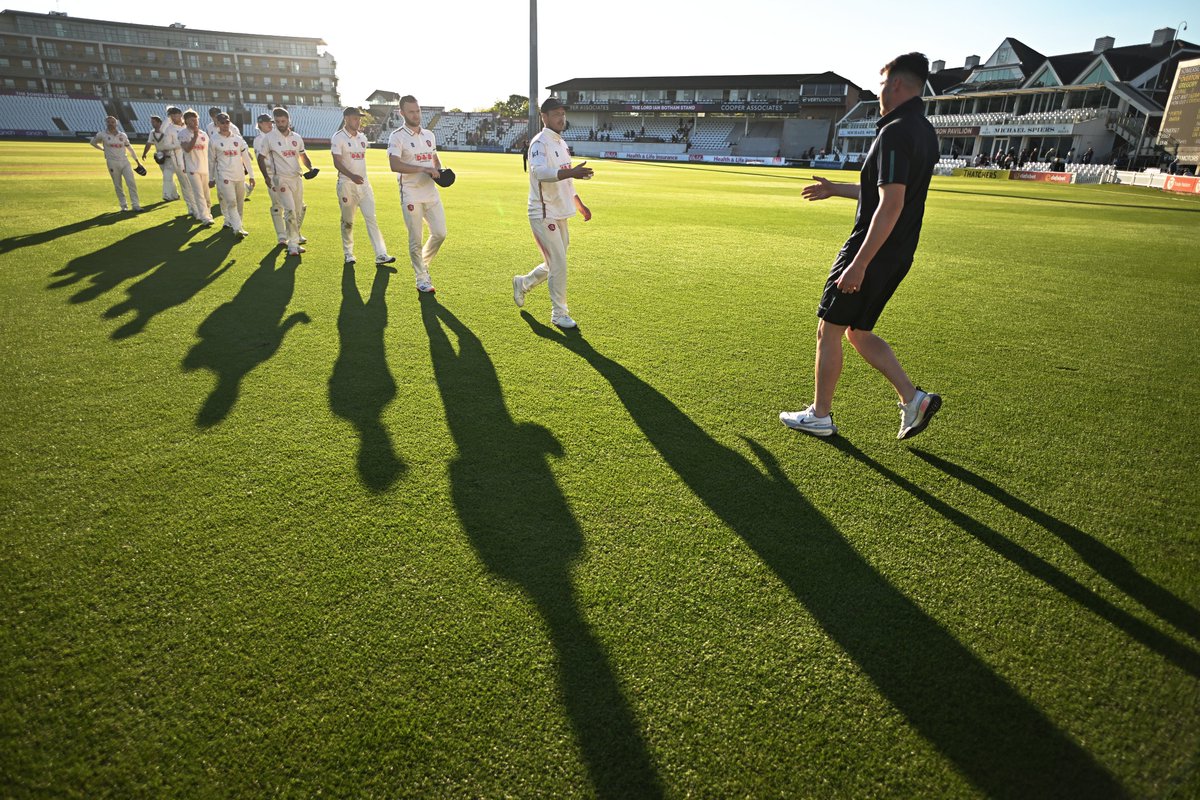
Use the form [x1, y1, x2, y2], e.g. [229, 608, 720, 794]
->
[548, 223, 556, 231]
[426, 140, 431, 147]
[292, 140, 297, 146]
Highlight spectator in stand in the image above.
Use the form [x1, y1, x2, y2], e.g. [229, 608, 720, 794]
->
[1066, 147, 1075, 164]
[1082, 146, 1094, 164]
[1168, 156, 1180, 175]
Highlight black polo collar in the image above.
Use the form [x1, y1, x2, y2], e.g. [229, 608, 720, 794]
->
[875, 96, 925, 131]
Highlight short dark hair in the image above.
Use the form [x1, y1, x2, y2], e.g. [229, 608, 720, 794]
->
[272, 106, 289, 118]
[882, 52, 929, 86]
[399, 95, 418, 108]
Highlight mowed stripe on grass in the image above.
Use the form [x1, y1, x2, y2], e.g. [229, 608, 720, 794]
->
[1, 142, 1198, 797]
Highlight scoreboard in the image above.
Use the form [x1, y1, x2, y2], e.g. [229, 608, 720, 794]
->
[1159, 57, 1200, 164]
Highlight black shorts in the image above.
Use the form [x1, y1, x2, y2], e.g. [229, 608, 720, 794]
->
[816, 249, 912, 331]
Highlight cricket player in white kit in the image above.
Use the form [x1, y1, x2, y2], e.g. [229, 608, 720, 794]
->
[207, 112, 255, 237]
[251, 115, 287, 244]
[256, 107, 313, 257]
[141, 115, 180, 202]
[178, 109, 215, 226]
[331, 106, 395, 266]
[513, 97, 593, 329]
[387, 95, 444, 292]
[90, 116, 144, 212]
[163, 106, 199, 216]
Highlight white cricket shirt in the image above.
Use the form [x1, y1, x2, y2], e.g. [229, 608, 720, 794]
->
[176, 128, 209, 174]
[92, 131, 131, 165]
[387, 126, 439, 204]
[258, 128, 306, 179]
[208, 132, 253, 181]
[330, 128, 370, 181]
[528, 127, 576, 220]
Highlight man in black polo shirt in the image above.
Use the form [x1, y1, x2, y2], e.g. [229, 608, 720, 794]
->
[781, 52, 942, 440]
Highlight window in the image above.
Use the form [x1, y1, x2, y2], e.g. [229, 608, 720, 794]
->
[2, 79, 13, 88]
[0, 58, 7, 68]
[1077, 61, 1115, 85]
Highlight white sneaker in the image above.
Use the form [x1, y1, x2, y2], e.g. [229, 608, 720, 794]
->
[512, 275, 526, 308]
[298, 235, 307, 245]
[236, 229, 249, 238]
[278, 238, 288, 245]
[288, 247, 302, 257]
[551, 314, 577, 329]
[417, 281, 436, 293]
[898, 388, 942, 440]
[345, 256, 356, 265]
[780, 405, 837, 437]
[375, 255, 396, 265]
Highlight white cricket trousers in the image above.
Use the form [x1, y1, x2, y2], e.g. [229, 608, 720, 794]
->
[214, 176, 246, 231]
[168, 152, 197, 213]
[400, 196, 446, 285]
[108, 161, 139, 209]
[338, 178, 387, 260]
[184, 171, 213, 222]
[520, 217, 570, 318]
[272, 175, 306, 249]
[158, 159, 180, 201]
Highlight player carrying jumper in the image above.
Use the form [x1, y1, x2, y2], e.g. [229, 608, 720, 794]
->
[207, 112, 255, 238]
[780, 52, 942, 440]
[256, 107, 313, 257]
[387, 95, 444, 293]
[90, 116, 144, 212]
[512, 97, 593, 329]
[177, 109, 215, 226]
[141, 115, 179, 202]
[331, 106, 395, 267]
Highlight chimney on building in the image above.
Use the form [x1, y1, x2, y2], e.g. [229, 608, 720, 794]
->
[1093, 36, 1115, 54]
[931, 60, 945, 73]
[964, 55, 981, 69]
[1151, 27, 1176, 47]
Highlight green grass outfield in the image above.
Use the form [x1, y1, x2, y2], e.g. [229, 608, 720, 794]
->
[1, 141, 1198, 797]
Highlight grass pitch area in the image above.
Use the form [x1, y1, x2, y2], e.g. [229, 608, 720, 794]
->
[1, 141, 1198, 797]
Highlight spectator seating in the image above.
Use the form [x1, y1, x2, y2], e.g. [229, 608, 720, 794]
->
[0, 93, 107, 136]
[244, 103, 347, 142]
[688, 118, 736, 150]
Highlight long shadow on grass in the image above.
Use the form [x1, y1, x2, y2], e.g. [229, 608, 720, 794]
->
[103, 231, 238, 339]
[824, 439, 1200, 678]
[182, 248, 309, 428]
[524, 314, 1125, 798]
[910, 448, 1200, 643]
[2, 204, 169, 256]
[47, 217, 200, 304]
[423, 297, 663, 799]
[328, 264, 404, 492]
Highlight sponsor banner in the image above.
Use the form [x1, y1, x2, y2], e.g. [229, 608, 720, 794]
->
[1009, 169, 1075, 184]
[1163, 175, 1200, 194]
[936, 126, 980, 136]
[0, 128, 49, 136]
[596, 150, 785, 166]
[812, 158, 845, 169]
[951, 167, 1010, 179]
[980, 122, 1074, 136]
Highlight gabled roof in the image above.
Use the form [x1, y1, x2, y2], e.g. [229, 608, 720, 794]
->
[927, 66, 971, 95]
[1005, 38, 1046, 72]
[547, 72, 860, 91]
[367, 90, 401, 103]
